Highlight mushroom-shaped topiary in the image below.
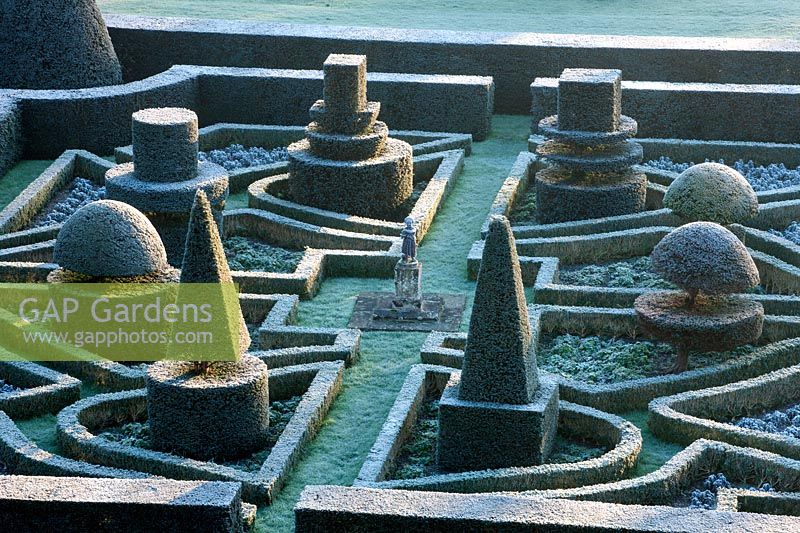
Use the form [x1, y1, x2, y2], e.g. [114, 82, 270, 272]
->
[635, 222, 764, 374]
[651, 221, 760, 305]
[663, 162, 758, 225]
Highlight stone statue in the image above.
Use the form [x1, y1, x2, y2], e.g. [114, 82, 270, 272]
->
[401, 217, 417, 262]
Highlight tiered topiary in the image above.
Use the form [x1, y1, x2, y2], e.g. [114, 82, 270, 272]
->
[287, 54, 414, 219]
[634, 222, 764, 374]
[664, 162, 759, 225]
[535, 69, 647, 223]
[146, 191, 267, 461]
[0, 0, 122, 89]
[49, 200, 178, 283]
[437, 215, 559, 471]
[106, 108, 230, 265]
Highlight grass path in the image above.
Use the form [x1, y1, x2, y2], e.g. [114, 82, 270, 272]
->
[97, 0, 800, 38]
[256, 115, 530, 530]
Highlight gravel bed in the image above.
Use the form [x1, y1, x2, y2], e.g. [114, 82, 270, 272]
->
[0, 379, 22, 394]
[770, 222, 800, 245]
[676, 473, 774, 509]
[198, 144, 289, 171]
[645, 157, 800, 192]
[731, 401, 800, 440]
[30, 177, 105, 228]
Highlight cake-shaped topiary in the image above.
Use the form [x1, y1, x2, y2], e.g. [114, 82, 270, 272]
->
[534, 69, 647, 223]
[0, 0, 122, 89]
[635, 222, 764, 373]
[664, 162, 759, 225]
[286, 54, 413, 219]
[49, 200, 178, 282]
[147, 191, 266, 461]
[106, 108, 230, 265]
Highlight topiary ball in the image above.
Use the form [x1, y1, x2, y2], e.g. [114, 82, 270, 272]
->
[651, 221, 760, 295]
[664, 162, 758, 225]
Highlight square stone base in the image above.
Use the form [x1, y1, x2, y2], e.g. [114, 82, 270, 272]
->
[348, 292, 465, 332]
[436, 374, 559, 472]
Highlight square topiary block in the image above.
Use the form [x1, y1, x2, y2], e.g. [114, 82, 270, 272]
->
[557, 68, 622, 132]
[323, 54, 368, 115]
[436, 374, 559, 471]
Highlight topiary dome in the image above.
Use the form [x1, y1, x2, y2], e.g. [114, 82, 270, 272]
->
[54, 200, 169, 278]
[663, 162, 758, 225]
[651, 221, 759, 296]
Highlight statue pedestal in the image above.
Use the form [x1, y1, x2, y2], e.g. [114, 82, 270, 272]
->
[394, 259, 422, 301]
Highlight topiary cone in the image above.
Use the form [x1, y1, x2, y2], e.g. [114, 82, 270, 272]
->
[180, 190, 250, 360]
[459, 215, 538, 404]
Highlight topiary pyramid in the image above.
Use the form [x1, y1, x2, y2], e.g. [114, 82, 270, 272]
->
[459, 215, 537, 404]
[180, 190, 250, 358]
[436, 215, 558, 471]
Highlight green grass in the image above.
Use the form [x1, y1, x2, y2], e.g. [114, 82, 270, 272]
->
[98, 0, 800, 38]
[0, 117, 688, 532]
[0, 160, 52, 208]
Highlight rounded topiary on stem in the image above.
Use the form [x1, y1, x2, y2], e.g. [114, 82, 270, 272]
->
[634, 222, 764, 374]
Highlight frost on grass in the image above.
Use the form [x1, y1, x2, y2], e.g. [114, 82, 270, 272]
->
[199, 144, 289, 171]
[222, 236, 304, 273]
[732, 402, 800, 440]
[558, 256, 675, 289]
[538, 335, 754, 384]
[646, 157, 800, 192]
[31, 178, 106, 228]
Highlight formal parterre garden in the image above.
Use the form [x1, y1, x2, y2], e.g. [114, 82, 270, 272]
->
[3, 1, 800, 532]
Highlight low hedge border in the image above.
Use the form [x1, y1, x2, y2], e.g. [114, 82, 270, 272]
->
[0, 361, 81, 419]
[468, 225, 800, 301]
[420, 306, 800, 413]
[248, 149, 464, 242]
[0, 411, 149, 479]
[0, 150, 112, 235]
[515, 439, 800, 507]
[55, 360, 344, 504]
[0, 208, 402, 300]
[354, 364, 641, 493]
[648, 362, 800, 460]
[716, 487, 800, 515]
[294, 481, 800, 531]
[240, 293, 360, 367]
